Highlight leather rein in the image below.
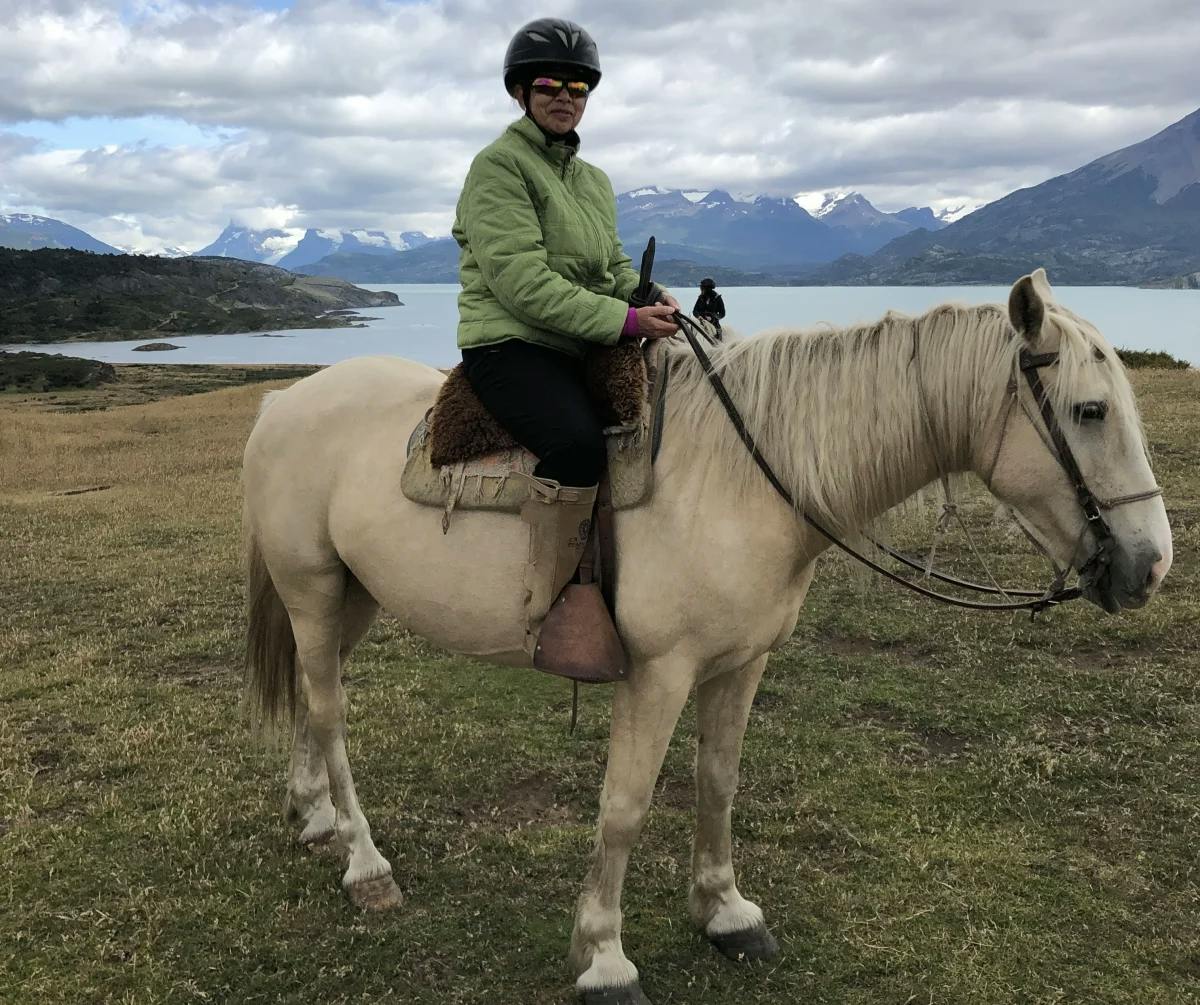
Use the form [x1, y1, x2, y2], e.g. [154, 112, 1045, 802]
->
[634, 240, 1162, 613]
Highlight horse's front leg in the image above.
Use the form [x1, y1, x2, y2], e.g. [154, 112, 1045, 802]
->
[690, 653, 780, 962]
[570, 659, 693, 1004]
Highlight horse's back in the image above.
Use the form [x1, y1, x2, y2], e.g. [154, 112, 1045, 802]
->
[260, 355, 442, 416]
[247, 355, 442, 455]
[243, 354, 445, 540]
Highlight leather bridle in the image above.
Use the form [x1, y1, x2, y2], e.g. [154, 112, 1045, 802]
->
[1012, 346, 1163, 592]
[666, 303, 1162, 614]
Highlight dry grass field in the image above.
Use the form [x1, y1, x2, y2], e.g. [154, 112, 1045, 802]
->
[1, 362, 1198, 1004]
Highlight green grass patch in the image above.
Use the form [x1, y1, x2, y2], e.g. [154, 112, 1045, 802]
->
[1, 367, 1198, 1003]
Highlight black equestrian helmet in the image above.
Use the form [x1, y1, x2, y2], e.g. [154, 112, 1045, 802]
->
[503, 18, 602, 93]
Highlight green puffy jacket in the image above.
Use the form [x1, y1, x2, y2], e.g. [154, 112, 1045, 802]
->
[453, 116, 642, 358]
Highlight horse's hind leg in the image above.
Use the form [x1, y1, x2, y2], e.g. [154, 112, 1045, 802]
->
[284, 682, 336, 851]
[689, 653, 778, 961]
[283, 569, 400, 910]
[284, 576, 380, 855]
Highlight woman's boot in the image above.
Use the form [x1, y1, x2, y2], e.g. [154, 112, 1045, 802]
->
[521, 477, 627, 682]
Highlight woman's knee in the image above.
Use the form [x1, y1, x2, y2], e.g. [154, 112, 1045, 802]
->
[536, 437, 605, 487]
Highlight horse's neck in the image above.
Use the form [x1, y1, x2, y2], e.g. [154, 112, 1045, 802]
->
[822, 313, 1002, 527]
[683, 313, 992, 532]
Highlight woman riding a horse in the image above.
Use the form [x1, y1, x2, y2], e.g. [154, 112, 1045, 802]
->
[453, 18, 680, 670]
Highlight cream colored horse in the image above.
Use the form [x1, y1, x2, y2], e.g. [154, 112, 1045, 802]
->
[243, 271, 1171, 1004]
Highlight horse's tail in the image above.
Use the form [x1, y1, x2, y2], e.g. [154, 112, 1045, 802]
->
[243, 490, 296, 732]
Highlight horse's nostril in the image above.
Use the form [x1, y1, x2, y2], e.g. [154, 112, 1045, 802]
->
[1145, 552, 1165, 590]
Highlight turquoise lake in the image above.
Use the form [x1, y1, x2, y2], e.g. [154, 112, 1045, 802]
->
[5, 284, 1197, 367]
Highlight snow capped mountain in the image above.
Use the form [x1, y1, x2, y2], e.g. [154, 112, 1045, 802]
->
[192, 223, 436, 269]
[617, 187, 838, 268]
[625, 186, 676, 198]
[276, 229, 433, 270]
[794, 190, 852, 218]
[814, 192, 898, 228]
[615, 187, 950, 266]
[933, 203, 977, 223]
[194, 223, 303, 264]
[0, 213, 121, 254]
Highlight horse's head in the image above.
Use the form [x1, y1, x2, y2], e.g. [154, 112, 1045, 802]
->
[981, 269, 1172, 612]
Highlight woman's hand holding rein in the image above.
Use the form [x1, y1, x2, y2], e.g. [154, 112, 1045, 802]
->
[635, 304, 679, 339]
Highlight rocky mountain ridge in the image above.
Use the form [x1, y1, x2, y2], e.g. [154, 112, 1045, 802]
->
[193, 223, 436, 270]
[820, 107, 1200, 284]
[0, 249, 400, 343]
[0, 213, 122, 255]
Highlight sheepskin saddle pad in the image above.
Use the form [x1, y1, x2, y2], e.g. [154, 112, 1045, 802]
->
[401, 340, 670, 528]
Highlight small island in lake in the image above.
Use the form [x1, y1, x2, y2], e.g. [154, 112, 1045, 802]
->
[0, 248, 402, 344]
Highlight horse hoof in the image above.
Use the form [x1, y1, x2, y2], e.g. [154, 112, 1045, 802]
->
[579, 984, 650, 1005]
[347, 874, 404, 912]
[710, 923, 780, 963]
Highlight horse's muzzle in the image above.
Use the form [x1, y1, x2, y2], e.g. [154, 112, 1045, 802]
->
[1080, 545, 1165, 614]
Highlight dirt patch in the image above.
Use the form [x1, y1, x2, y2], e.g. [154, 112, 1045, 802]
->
[1060, 643, 1160, 672]
[846, 702, 972, 762]
[751, 689, 786, 711]
[915, 728, 970, 759]
[156, 661, 237, 687]
[849, 702, 909, 730]
[810, 633, 935, 663]
[1172, 955, 1200, 980]
[30, 748, 63, 772]
[654, 771, 693, 811]
[825, 636, 880, 657]
[459, 771, 580, 829]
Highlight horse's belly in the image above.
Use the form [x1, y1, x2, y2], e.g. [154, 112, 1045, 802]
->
[333, 487, 535, 664]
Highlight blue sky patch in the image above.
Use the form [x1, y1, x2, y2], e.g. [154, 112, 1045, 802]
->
[12, 116, 235, 152]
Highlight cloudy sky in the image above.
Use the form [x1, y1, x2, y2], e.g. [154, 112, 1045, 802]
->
[1, 0, 1197, 253]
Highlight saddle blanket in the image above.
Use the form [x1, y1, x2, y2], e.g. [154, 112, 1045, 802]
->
[401, 341, 669, 530]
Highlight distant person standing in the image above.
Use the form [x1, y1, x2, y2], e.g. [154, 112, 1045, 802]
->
[693, 277, 726, 337]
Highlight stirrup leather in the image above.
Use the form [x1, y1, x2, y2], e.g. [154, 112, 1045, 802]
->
[520, 479, 628, 683]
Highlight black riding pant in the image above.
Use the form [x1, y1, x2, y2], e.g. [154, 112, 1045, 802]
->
[461, 339, 605, 488]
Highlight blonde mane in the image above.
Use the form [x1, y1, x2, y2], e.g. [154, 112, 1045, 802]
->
[663, 299, 1141, 528]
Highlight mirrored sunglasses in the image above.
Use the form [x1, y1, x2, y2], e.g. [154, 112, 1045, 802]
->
[531, 77, 590, 99]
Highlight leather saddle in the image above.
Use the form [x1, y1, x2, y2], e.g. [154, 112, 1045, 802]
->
[401, 339, 670, 531]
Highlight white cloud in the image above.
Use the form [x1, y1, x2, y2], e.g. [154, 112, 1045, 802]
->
[0, 0, 1196, 251]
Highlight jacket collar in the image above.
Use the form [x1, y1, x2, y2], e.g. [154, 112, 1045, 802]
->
[509, 116, 580, 165]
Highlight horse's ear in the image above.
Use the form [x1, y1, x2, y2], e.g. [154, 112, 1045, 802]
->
[1030, 267, 1055, 303]
[1008, 274, 1045, 342]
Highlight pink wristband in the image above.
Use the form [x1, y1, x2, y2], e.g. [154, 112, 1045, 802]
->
[621, 306, 639, 338]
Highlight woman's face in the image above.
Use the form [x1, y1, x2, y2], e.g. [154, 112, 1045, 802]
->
[517, 79, 588, 135]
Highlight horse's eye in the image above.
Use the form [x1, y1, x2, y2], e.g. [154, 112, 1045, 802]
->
[1072, 400, 1108, 422]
